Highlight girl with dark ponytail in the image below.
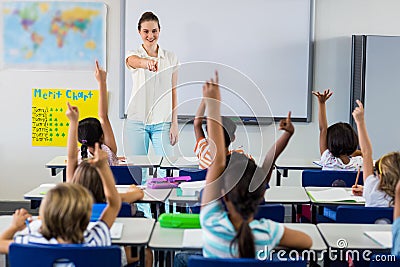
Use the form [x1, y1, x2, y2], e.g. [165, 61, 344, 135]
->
[200, 71, 312, 259]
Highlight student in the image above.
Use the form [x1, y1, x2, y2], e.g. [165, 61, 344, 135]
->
[66, 104, 150, 266]
[66, 61, 118, 184]
[0, 144, 121, 262]
[66, 103, 144, 204]
[351, 100, 400, 207]
[194, 99, 252, 170]
[200, 71, 312, 258]
[392, 181, 400, 255]
[313, 90, 362, 170]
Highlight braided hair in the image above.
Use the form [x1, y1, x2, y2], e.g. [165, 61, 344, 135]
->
[78, 117, 103, 159]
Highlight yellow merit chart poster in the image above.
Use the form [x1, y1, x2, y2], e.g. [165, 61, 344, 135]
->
[32, 88, 99, 146]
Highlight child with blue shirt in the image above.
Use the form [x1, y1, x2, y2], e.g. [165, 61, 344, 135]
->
[200, 71, 312, 258]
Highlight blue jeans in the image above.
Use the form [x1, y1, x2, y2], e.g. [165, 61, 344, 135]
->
[124, 120, 173, 217]
[124, 120, 173, 157]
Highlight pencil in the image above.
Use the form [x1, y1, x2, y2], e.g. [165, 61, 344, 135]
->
[354, 167, 361, 186]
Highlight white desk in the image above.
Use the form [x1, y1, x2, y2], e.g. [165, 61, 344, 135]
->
[45, 155, 163, 182]
[317, 223, 392, 250]
[306, 187, 365, 223]
[149, 222, 326, 251]
[265, 186, 310, 204]
[274, 158, 321, 186]
[167, 188, 200, 213]
[264, 186, 310, 222]
[160, 156, 199, 176]
[25, 184, 172, 218]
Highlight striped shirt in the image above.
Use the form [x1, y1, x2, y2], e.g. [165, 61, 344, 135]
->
[194, 137, 252, 169]
[200, 200, 284, 258]
[14, 220, 111, 246]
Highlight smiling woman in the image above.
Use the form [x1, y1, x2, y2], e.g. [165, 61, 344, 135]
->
[124, 11, 179, 158]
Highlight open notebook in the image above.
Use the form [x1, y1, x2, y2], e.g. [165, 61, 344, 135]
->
[182, 229, 203, 248]
[364, 231, 392, 248]
[307, 188, 365, 203]
[88, 222, 124, 240]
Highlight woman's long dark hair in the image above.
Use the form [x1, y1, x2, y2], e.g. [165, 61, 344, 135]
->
[223, 153, 267, 258]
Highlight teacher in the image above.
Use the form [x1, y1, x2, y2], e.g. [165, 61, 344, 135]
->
[125, 12, 178, 157]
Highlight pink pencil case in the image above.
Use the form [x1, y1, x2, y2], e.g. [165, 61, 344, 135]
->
[147, 176, 191, 189]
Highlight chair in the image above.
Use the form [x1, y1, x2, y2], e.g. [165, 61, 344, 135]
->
[302, 169, 364, 187]
[254, 204, 285, 223]
[9, 243, 121, 267]
[91, 202, 133, 221]
[188, 255, 306, 267]
[369, 254, 400, 266]
[179, 168, 207, 182]
[111, 165, 142, 185]
[335, 205, 393, 224]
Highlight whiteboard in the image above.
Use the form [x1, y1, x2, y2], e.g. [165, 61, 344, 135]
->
[122, 0, 314, 122]
[364, 36, 400, 158]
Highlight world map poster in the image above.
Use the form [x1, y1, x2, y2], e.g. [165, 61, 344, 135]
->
[2, 2, 106, 70]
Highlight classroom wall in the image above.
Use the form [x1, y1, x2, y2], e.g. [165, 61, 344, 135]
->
[1, 0, 399, 200]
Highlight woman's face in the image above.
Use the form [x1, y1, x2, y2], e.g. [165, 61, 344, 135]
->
[139, 20, 160, 47]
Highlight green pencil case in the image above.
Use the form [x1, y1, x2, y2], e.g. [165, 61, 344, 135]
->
[158, 213, 201, 228]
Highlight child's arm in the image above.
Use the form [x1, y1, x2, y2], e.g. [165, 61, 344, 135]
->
[119, 185, 144, 203]
[312, 90, 333, 155]
[201, 71, 226, 205]
[194, 99, 206, 141]
[279, 227, 312, 249]
[261, 112, 295, 184]
[170, 71, 179, 146]
[126, 55, 158, 72]
[96, 61, 117, 155]
[0, 208, 31, 253]
[66, 102, 79, 182]
[90, 143, 121, 228]
[352, 100, 374, 181]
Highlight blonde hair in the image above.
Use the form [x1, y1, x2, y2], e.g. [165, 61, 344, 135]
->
[71, 160, 105, 203]
[40, 183, 93, 243]
[375, 152, 400, 206]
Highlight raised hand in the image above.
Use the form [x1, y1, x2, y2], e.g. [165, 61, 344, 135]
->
[279, 111, 295, 135]
[312, 89, 333, 104]
[352, 100, 365, 123]
[66, 102, 79, 122]
[202, 71, 220, 104]
[95, 60, 107, 84]
[147, 59, 158, 72]
[89, 143, 108, 168]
